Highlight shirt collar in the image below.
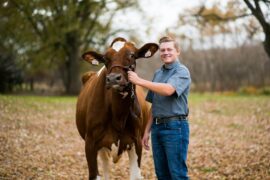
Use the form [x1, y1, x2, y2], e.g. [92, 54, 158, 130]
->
[162, 60, 180, 70]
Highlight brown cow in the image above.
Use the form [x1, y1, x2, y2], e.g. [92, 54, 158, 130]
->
[76, 37, 158, 180]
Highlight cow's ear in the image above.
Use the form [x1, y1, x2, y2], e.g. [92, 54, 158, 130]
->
[137, 43, 159, 59]
[82, 51, 105, 65]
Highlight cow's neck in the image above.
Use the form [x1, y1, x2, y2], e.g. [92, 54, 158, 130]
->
[111, 90, 141, 129]
[98, 69, 140, 131]
[111, 90, 133, 113]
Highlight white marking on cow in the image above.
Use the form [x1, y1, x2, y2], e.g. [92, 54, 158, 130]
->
[112, 84, 120, 89]
[95, 176, 101, 180]
[97, 66, 105, 77]
[112, 41, 125, 52]
[98, 147, 111, 180]
[111, 140, 121, 163]
[120, 91, 129, 99]
[91, 59, 99, 65]
[145, 50, 152, 57]
[128, 144, 143, 180]
[130, 41, 136, 46]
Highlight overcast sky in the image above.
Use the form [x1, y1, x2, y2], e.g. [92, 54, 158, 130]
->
[111, 0, 266, 49]
[112, 0, 201, 42]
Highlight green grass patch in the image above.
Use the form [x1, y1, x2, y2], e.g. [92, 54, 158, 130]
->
[227, 123, 244, 130]
[0, 95, 76, 108]
[200, 167, 217, 173]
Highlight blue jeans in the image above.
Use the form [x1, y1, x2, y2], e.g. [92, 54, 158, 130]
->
[151, 119, 189, 180]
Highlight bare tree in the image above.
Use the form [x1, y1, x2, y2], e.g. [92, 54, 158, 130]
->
[243, 0, 270, 60]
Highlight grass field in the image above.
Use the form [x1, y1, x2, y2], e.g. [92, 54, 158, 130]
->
[0, 94, 269, 179]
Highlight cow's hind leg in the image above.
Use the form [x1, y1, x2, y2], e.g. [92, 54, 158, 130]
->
[128, 143, 143, 180]
[85, 136, 100, 180]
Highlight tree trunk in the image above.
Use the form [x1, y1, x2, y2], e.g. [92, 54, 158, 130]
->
[30, 78, 34, 91]
[66, 49, 80, 95]
[243, 0, 270, 61]
[63, 31, 81, 95]
[263, 26, 270, 60]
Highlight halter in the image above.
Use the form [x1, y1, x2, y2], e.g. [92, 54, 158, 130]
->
[107, 64, 136, 74]
[107, 62, 141, 120]
[107, 63, 136, 99]
[106, 61, 141, 121]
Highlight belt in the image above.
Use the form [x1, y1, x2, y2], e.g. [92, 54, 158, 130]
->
[153, 115, 187, 124]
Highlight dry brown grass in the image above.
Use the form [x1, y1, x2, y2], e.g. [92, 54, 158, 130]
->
[0, 94, 269, 179]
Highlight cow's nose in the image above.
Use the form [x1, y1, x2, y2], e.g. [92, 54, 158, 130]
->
[106, 73, 123, 84]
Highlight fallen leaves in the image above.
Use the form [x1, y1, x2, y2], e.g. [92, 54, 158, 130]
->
[0, 95, 269, 179]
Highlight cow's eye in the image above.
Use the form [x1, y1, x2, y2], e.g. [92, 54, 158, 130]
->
[129, 53, 136, 59]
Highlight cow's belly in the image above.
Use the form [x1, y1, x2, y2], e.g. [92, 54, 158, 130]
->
[93, 126, 143, 179]
[98, 133, 134, 162]
[98, 140, 122, 164]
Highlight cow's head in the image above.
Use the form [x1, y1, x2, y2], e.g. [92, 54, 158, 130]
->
[82, 37, 158, 92]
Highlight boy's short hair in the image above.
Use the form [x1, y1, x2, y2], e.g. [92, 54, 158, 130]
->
[159, 36, 180, 51]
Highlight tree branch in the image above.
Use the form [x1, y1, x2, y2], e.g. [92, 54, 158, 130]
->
[9, 0, 45, 41]
[197, 13, 252, 22]
[243, 0, 256, 12]
[80, 1, 108, 50]
[243, 0, 269, 34]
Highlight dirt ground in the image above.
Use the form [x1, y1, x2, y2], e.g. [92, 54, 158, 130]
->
[0, 94, 269, 179]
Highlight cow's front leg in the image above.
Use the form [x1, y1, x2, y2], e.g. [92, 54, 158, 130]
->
[85, 136, 100, 180]
[128, 143, 143, 180]
[98, 147, 111, 180]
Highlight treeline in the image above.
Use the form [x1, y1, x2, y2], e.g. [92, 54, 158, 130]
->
[183, 44, 270, 91]
[1, 1, 269, 94]
[1, 42, 269, 94]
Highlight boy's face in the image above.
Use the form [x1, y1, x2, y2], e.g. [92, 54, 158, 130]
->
[159, 41, 180, 64]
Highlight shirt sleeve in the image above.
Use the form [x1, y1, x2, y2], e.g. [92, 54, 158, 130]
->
[167, 67, 191, 97]
[145, 71, 158, 103]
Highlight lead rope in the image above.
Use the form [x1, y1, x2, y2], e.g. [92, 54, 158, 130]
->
[129, 64, 136, 99]
[121, 83, 135, 99]
[130, 84, 135, 99]
[117, 63, 136, 99]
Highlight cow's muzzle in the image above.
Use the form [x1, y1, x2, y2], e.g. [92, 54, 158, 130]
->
[106, 73, 128, 91]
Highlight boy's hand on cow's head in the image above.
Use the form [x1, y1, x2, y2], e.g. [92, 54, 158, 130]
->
[128, 71, 141, 85]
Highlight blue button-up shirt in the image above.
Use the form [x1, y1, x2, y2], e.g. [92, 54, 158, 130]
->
[146, 60, 191, 118]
